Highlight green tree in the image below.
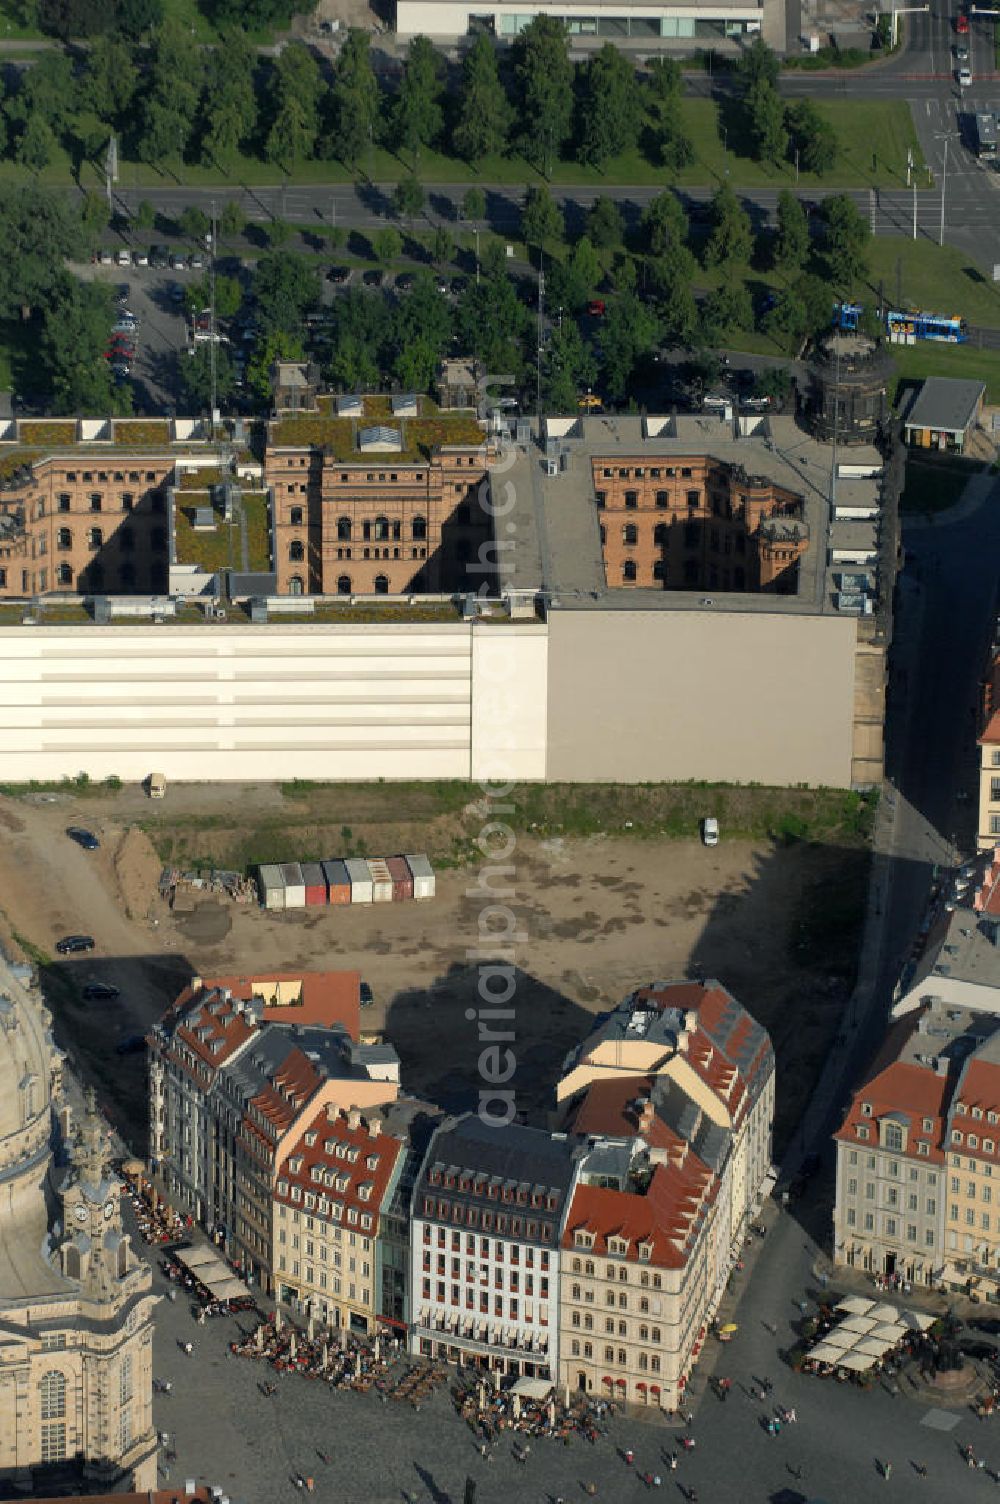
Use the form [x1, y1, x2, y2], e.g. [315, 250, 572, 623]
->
[432, 225, 453, 266]
[737, 36, 780, 91]
[326, 286, 391, 389]
[587, 196, 624, 251]
[393, 34, 442, 163]
[786, 98, 838, 176]
[393, 175, 425, 223]
[822, 193, 870, 286]
[794, 271, 838, 336]
[391, 269, 453, 388]
[138, 17, 205, 164]
[186, 274, 241, 319]
[180, 343, 236, 409]
[456, 272, 529, 376]
[114, 0, 162, 37]
[327, 29, 382, 168]
[643, 55, 692, 172]
[6, 49, 76, 136]
[462, 187, 486, 222]
[246, 328, 304, 404]
[16, 115, 56, 170]
[652, 250, 698, 345]
[221, 200, 247, 238]
[78, 190, 109, 256]
[513, 15, 574, 176]
[372, 226, 403, 264]
[180, 205, 211, 241]
[545, 319, 597, 411]
[773, 188, 809, 270]
[600, 291, 660, 402]
[763, 287, 809, 345]
[747, 79, 787, 166]
[135, 199, 156, 231]
[646, 55, 683, 103]
[252, 251, 320, 335]
[39, 272, 118, 413]
[521, 182, 563, 251]
[81, 34, 138, 122]
[641, 191, 688, 256]
[37, 0, 112, 38]
[453, 32, 511, 161]
[577, 44, 641, 168]
[200, 32, 257, 169]
[701, 283, 754, 339]
[265, 217, 293, 248]
[265, 41, 322, 169]
[704, 183, 753, 268]
[754, 365, 792, 402]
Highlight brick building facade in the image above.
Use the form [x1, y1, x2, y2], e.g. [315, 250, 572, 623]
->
[592, 455, 809, 594]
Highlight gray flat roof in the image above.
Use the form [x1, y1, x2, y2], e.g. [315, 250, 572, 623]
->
[496, 412, 885, 617]
[904, 377, 985, 436]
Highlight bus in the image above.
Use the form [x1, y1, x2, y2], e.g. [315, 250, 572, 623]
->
[832, 301, 863, 332]
[886, 309, 968, 344]
[976, 111, 998, 161]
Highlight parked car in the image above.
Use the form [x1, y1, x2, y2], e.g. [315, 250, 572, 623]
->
[150, 245, 169, 268]
[82, 981, 120, 1001]
[435, 275, 449, 295]
[326, 266, 351, 284]
[188, 253, 205, 270]
[395, 271, 415, 292]
[170, 282, 185, 303]
[363, 269, 385, 287]
[110, 361, 132, 379]
[66, 826, 99, 850]
[955, 42, 970, 61]
[451, 275, 469, 296]
[56, 935, 96, 954]
[132, 249, 149, 267]
[958, 64, 973, 86]
[116, 1033, 146, 1055]
[587, 299, 606, 317]
[99, 249, 114, 265]
[116, 248, 131, 266]
[701, 816, 720, 847]
[956, 10, 969, 31]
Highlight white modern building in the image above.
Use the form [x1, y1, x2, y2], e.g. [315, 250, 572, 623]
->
[394, 0, 766, 42]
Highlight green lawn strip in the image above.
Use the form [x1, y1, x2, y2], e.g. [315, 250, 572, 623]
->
[899, 455, 979, 514]
[863, 239, 1000, 328]
[890, 340, 1000, 403]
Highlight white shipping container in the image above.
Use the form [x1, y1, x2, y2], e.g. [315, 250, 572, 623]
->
[280, 861, 306, 909]
[403, 853, 436, 901]
[344, 856, 374, 904]
[366, 857, 393, 903]
[258, 863, 285, 911]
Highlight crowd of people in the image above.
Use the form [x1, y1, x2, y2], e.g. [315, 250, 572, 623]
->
[457, 1376, 611, 1448]
[120, 1163, 189, 1246]
[229, 1314, 412, 1396]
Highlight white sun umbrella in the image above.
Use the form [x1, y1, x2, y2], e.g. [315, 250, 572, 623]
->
[855, 1337, 892, 1359]
[810, 1342, 844, 1363]
[840, 1350, 876, 1372]
[840, 1315, 878, 1334]
[822, 1329, 857, 1350]
[868, 1302, 901, 1323]
[899, 1309, 935, 1331]
[835, 1296, 875, 1316]
[872, 1322, 906, 1342]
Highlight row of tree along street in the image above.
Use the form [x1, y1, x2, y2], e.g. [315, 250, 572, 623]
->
[3, 24, 841, 182]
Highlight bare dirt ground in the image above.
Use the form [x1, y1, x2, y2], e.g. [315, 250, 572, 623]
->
[0, 788, 866, 1156]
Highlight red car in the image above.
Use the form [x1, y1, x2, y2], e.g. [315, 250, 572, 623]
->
[956, 12, 969, 33]
[587, 299, 606, 317]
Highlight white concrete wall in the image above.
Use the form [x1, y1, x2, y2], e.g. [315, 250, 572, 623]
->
[470, 624, 547, 783]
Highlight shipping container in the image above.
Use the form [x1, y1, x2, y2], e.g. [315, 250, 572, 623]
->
[280, 861, 306, 909]
[322, 858, 351, 906]
[301, 861, 327, 906]
[344, 856, 374, 904]
[258, 863, 286, 911]
[403, 853, 436, 901]
[386, 855, 413, 902]
[366, 857, 394, 904]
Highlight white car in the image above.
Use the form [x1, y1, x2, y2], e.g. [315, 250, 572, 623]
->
[132, 250, 149, 266]
[958, 65, 973, 86]
[116, 248, 131, 266]
[701, 817, 720, 847]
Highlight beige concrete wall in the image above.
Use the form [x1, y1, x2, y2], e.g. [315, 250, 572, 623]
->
[545, 609, 857, 787]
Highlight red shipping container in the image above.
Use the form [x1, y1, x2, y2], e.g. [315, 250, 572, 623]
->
[301, 861, 327, 906]
[322, 859, 351, 905]
[386, 855, 413, 902]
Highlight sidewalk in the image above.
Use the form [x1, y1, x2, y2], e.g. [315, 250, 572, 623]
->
[904, 465, 997, 533]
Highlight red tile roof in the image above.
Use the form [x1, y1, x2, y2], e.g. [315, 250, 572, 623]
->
[561, 1155, 716, 1271]
[952, 1055, 1000, 1157]
[566, 1076, 680, 1153]
[974, 852, 1000, 917]
[275, 1105, 405, 1240]
[835, 1058, 949, 1164]
[981, 654, 1000, 744]
[170, 970, 361, 1045]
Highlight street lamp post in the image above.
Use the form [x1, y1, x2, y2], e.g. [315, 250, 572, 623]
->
[939, 136, 949, 248]
[474, 225, 480, 285]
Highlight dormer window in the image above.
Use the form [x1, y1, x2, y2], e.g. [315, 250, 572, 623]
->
[856, 1126, 869, 1140]
[574, 1230, 595, 1249]
[289, 1156, 303, 1173]
[883, 1121, 904, 1152]
[305, 1132, 317, 1145]
[953, 1130, 964, 1145]
[367, 1155, 379, 1171]
[986, 1140, 995, 1154]
[917, 1142, 929, 1156]
[325, 1139, 336, 1154]
[277, 1180, 288, 1196]
[861, 1102, 872, 1117]
[956, 1101, 966, 1115]
[973, 1107, 984, 1120]
[923, 1118, 934, 1132]
[637, 1242, 652, 1262]
[969, 1135, 979, 1149]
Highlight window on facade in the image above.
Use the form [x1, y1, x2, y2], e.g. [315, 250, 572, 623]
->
[884, 1122, 904, 1152]
[374, 516, 390, 541]
[624, 491, 638, 509]
[595, 491, 606, 509]
[337, 575, 352, 595]
[288, 575, 304, 596]
[57, 527, 72, 550]
[88, 527, 102, 549]
[623, 524, 638, 546]
[337, 517, 351, 541]
[90, 494, 102, 511]
[41, 1424, 66, 1462]
[40, 1371, 66, 1420]
[655, 491, 668, 508]
[57, 563, 73, 587]
[374, 574, 389, 595]
[412, 515, 427, 541]
[290, 506, 303, 526]
[289, 540, 304, 562]
[623, 560, 637, 582]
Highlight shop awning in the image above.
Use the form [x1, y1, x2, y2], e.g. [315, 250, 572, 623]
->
[512, 1377, 552, 1400]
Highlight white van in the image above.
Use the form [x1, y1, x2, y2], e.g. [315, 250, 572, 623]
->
[701, 817, 720, 846]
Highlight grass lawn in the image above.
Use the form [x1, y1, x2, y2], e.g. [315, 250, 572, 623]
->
[899, 455, 979, 514]
[863, 239, 1000, 328]
[890, 340, 1000, 403]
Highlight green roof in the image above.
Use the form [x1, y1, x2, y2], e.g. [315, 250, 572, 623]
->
[173, 492, 271, 574]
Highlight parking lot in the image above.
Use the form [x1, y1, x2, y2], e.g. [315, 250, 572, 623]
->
[78, 260, 195, 415]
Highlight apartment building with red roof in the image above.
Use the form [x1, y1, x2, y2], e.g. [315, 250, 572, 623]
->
[554, 980, 774, 1412]
[273, 1104, 407, 1337]
[149, 972, 400, 1290]
[978, 652, 1000, 849]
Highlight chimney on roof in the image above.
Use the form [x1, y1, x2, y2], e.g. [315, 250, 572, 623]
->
[369, 1118, 382, 1137]
[347, 1108, 361, 1130]
[936, 1056, 949, 1076]
[223, 988, 233, 1003]
[191, 975, 202, 992]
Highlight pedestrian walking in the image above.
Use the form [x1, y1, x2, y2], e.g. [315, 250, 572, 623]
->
[915, 1464, 927, 1478]
[625, 1449, 635, 1465]
[884, 1461, 893, 1481]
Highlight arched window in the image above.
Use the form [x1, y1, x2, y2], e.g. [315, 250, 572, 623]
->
[373, 574, 389, 595]
[622, 560, 636, 582]
[88, 527, 103, 549]
[57, 563, 73, 587]
[57, 527, 72, 550]
[289, 540, 304, 562]
[655, 490, 669, 508]
[337, 575, 351, 595]
[288, 575, 304, 596]
[290, 506, 303, 526]
[337, 517, 351, 541]
[884, 1122, 904, 1152]
[374, 516, 390, 541]
[622, 524, 638, 545]
[412, 515, 427, 541]
[40, 1371, 66, 1420]
[653, 523, 668, 547]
